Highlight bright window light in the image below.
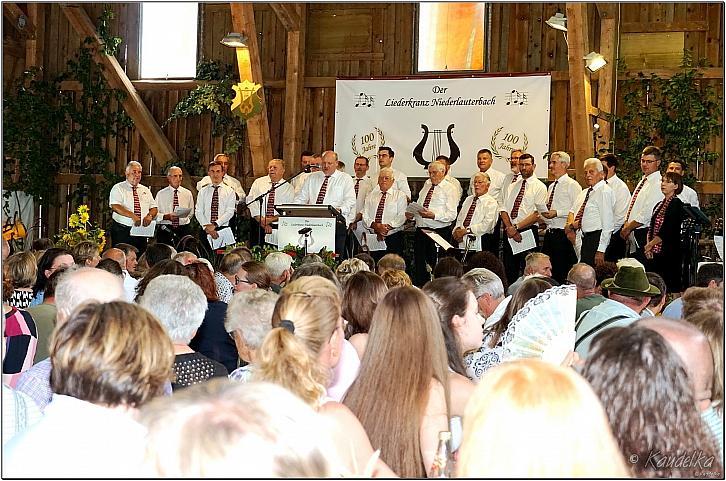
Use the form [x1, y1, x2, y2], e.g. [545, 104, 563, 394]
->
[418, 2, 486, 72]
[140, 3, 198, 79]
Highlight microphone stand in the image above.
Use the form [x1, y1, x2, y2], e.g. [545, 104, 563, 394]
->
[462, 234, 476, 262]
[244, 166, 313, 248]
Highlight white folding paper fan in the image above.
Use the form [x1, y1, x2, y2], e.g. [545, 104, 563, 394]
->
[500, 284, 577, 365]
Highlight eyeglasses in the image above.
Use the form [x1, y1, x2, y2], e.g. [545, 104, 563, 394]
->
[641, 158, 659, 164]
[234, 275, 252, 285]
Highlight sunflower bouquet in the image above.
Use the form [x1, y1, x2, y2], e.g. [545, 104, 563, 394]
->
[55, 205, 106, 251]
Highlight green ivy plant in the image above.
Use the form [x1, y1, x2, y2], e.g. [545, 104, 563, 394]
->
[166, 59, 247, 155]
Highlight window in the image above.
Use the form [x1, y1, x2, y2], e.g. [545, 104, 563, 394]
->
[417, 3, 486, 72]
[140, 3, 198, 79]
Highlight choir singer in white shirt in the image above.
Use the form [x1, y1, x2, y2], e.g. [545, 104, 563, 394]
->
[247, 159, 295, 248]
[361, 167, 408, 262]
[155, 166, 194, 248]
[452, 172, 499, 257]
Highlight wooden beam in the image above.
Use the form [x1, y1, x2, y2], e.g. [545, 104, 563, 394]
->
[565, 3, 593, 184]
[621, 21, 708, 33]
[618, 67, 723, 80]
[595, 3, 617, 20]
[61, 4, 177, 165]
[3, 3, 36, 39]
[230, 2, 273, 178]
[695, 181, 724, 195]
[25, 3, 44, 69]
[269, 3, 301, 32]
[596, 13, 618, 151]
[282, 4, 306, 174]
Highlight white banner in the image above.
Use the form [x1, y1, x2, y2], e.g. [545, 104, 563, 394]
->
[334, 75, 551, 179]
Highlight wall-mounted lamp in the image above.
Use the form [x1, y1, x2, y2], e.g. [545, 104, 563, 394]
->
[220, 32, 262, 120]
[545, 13, 567, 31]
[220, 32, 248, 48]
[583, 52, 607, 73]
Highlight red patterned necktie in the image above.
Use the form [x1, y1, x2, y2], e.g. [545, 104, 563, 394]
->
[423, 184, 436, 208]
[172, 189, 179, 227]
[511, 173, 520, 184]
[210, 186, 219, 223]
[463, 196, 478, 228]
[374, 191, 387, 224]
[132, 186, 141, 218]
[574, 187, 593, 229]
[354, 178, 362, 197]
[509, 179, 527, 219]
[266, 182, 276, 216]
[625, 177, 646, 222]
[316, 176, 330, 204]
[647, 196, 673, 254]
[546, 180, 558, 210]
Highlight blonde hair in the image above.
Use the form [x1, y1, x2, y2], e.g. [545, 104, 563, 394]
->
[687, 310, 724, 413]
[3, 251, 37, 288]
[381, 269, 411, 288]
[458, 359, 629, 477]
[335, 258, 369, 286]
[254, 276, 341, 407]
[71, 240, 100, 266]
[139, 379, 334, 477]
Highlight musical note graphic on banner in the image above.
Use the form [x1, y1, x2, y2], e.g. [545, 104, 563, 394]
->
[354, 92, 375, 108]
[505, 89, 528, 106]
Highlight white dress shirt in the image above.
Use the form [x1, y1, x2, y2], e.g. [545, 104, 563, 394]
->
[246, 175, 296, 245]
[122, 271, 139, 303]
[605, 174, 631, 231]
[352, 175, 375, 215]
[291, 171, 312, 195]
[500, 172, 522, 205]
[500, 176, 548, 225]
[391, 167, 412, 200]
[361, 188, 408, 249]
[196, 174, 246, 202]
[108, 181, 157, 227]
[415, 180, 458, 229]
[445, 175, 463, 202]
[294, 170, 357, 224]
[625, 170, 664, 229]
[678, 184, 700, 207]
[569, 180, 615, 253]
[469, 167, 506, 204]
[453, 193, 499, 249]
[195, 183, 236, 227]
[543, 174, 582, 230]
[155, 185, 194, 226]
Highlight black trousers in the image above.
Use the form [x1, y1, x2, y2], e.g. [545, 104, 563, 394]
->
[631, 228, 649, 264]
[156, 223, 192, 249]
[605, 228, 625, 262]
[541, 228, 577, 284]
[110, 220, 148, 254]
[502, 225, 539, 285]
[368, 230, 404, 263]
[480, 218, 502, 256]
[414, 226, 451, 287]
[580, 230, 602, 268]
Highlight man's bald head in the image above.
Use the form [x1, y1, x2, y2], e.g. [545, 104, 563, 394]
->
[567, 263, 597, 297]
[636, 317, 714, 411]
[102, 248, 127, 270]
[54, 267, 125, 324]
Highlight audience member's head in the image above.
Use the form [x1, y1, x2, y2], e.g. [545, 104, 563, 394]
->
[42, 266, 67, 302]
[256, 276, 342, 406]
[54, 267, 124, 324]
[523, 252, 552, 278]
[423, 277, 482, 377]
[102, 248, 127, 271]
[145, 243, 174, 268]
[566, 263, 597, 299]
[185, 262, 219, 302]
[95, 258, 124, 278]
[173, 251, 198, 265]
[71, 240, 101, 267]
[696, 262, 724, 288]
[459, 359, 628, 477]
[433, 256, 464, 279]
[645, 272, 667, 314]
[264, 252, 294, 287]
[115, 243, 139, 275]
[686, 310, 724, 413]
[353, 253, 375, 272]
[380, 269, 411, 288]
[464, 251, 508, 291]
[681, 286, 723, 319]
[582, 326, 721, 477]
[376, 253, 405, 276]
[134, 259, 188, 302]
[139, 380, 333, 477]
[600, 258, 658, 314]
[342, 271, 387, 339]
[239, 261, 272, 291]
[4, 251, 37, 289]
[227, 246, 254, 263]
[31, 238, 54, 252]
[139, 275, 207, 346]
[50, 301, 173, 408]
[300, 253, 322, 265]
[34, 247, 74, 296]
[461, 267, 505, 318]
[289, 262, 339, 290]
[594, 261, 617, 294]
[335, 258, 369, 286]
[225, 289, 279, 364]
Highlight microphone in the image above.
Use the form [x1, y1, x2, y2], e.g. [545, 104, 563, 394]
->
[298, 227, 312, 235]
[304, 164, 321, 172]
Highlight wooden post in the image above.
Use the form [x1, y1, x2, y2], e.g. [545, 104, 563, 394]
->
[565, 3, 593, 184]
[595, 4, 618, 153]
[61, 4, 178, 164]
[279, 4, 306, 174]
[3, 3, 36, 39]
[25, 3, 44, 70]
[230, 3, 273, 178]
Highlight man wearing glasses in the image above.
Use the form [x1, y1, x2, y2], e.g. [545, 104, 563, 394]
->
[617, 145, 664, 263]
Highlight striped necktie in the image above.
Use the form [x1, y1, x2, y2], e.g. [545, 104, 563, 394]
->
[625, 177, 646, 222]
[354, 178, 362, 197]
[210, 186, 219, 223]
[546, 180, 558, 210]
[374, 192, 387, 224]
[510, 179, 527, 219]
[132, 186, 141, 218]
[172, 189, 179, 227]
[316, 176, 330, 204]
[463, 196, 478, 227]
[574, 187, 593, 229]
[423, 184, 436, 208]
[266, 182, 276, 216]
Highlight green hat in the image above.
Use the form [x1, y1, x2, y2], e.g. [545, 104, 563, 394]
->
[601, 265, 661, 298]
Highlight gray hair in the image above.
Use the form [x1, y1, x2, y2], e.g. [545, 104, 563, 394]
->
[583, 157, 604, 172]
[462, 268, 505, 300]
[428, 160, 446, 173]
[378, 167, 394, 179]
[472, 172, 491, 184]
[225, 290, 279, 350]
[551, 151, 571, 167]
[335, 258, 370, 286]
[55, 267, 125, 323]
[173, 251, 198, 265]
[125, 161, 142, 174]
[166, 166, 182, 176]
[139, 275, 207, 344]
[264, 252, 293, 278]
[567, 263, 597, 290]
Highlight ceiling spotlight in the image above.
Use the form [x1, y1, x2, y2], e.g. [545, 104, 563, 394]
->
[584, 52, 607, 72]
[545, 13, 567, 31]
[220, 32, 248, 48]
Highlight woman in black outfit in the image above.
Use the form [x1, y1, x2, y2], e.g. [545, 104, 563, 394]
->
[644, 171, 684, 296]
